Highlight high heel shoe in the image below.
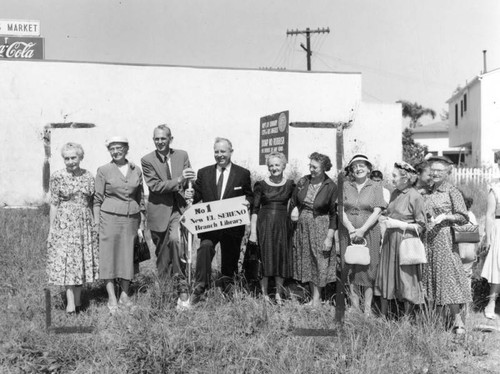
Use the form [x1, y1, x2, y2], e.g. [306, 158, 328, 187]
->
[484, 304, 497, 320]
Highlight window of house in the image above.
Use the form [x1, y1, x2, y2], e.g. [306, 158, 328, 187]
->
[464, 94, 467, 112]
[460, 100, 463, 117]
[455, 104, 458, 126]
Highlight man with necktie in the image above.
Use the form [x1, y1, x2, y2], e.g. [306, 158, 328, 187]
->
[190, 137, 253, 301]
[141, 125, 195, 305]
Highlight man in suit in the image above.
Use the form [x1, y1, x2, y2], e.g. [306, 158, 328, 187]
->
[190, 137, 253, 300]
[141, 125, 195, 304]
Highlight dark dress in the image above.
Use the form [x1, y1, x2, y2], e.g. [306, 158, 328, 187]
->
[252, 179, 295, 278]
[374, 187, 426, 304]
[339, 179, 387, 287]
[423, 181, 471, 305]
[291, 175, 338, 287]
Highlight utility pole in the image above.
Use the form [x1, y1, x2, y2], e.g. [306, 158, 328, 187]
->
[286, 27, 330, 71]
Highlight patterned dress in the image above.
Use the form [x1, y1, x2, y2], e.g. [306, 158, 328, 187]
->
[374, 187, 426, 304]
[339, 179, 387, 287]
[252, 179, 295, 278]
[292, 176, 338, 287]
[47, 169, 98, 285]
[423, 181, 471, 305]
[481, 183, 500, 284]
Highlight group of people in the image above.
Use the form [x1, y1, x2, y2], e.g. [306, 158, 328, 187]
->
[46, 125, 500, 335]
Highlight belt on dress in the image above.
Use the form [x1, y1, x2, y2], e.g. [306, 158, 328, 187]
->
[261, 202, 288, 210]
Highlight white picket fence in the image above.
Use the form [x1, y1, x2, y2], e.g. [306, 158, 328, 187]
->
[453, 167, 500, 184]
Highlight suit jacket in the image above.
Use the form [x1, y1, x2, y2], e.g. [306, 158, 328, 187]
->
[141, 149, 191, 232]
[94, 161, 145, 216]
[193, 163, 253, 237]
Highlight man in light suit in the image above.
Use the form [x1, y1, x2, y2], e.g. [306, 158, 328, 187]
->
[141, 125, 195, 302]
[190, 137, 253, 301]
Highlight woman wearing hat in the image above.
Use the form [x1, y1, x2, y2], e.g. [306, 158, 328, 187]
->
[340, 154, 387, 316]
[375, 162, 426, 317]
[94, 136, 146, 314]
[423, 156, 470, 334]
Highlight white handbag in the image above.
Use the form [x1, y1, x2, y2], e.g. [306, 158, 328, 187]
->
[399, 228, 427, 265]
[344, 238, 371, 265]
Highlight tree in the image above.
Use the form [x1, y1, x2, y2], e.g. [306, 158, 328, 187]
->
[397, 100, 436, 128]
[402, 128, 428, 165]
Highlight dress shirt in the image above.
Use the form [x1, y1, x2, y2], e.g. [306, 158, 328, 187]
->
[156, 150, 173, 180]
[216, 163, 232, 200]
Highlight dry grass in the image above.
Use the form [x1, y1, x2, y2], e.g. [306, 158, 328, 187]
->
[0, 207, 498, 373]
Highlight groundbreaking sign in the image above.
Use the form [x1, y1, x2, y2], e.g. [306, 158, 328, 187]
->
[181, 196, 250, 235]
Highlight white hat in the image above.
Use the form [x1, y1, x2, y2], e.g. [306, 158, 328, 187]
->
[105, 136, 129, 147]
[347, 154, 372, 168]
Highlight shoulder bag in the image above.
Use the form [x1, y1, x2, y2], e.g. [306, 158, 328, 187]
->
[344, 238, 371, 265]
[399, 227, 427, 265]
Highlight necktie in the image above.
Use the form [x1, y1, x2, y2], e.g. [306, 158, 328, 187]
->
[217, 168, 225, 199]
[165, 159, 172, 180]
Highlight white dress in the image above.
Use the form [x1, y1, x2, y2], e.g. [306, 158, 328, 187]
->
[482, 183, 500, 284]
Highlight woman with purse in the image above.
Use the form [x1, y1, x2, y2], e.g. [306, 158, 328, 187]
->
[375, 162, 426, 317]
[423, 156, 471, 334]
[481, 175, 500, 320]
[339, 154, 386, 316]
[94, 136, 146, 314]
[290, 152, 338, 307]
[249, 152, 295, 303]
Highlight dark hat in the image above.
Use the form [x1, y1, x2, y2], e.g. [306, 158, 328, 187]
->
[427, 155, 453, 165]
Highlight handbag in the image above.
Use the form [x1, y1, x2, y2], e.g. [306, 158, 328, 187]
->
[344, 238, 370, 265]
[399, 228, 427, 265]
[243, 241, 263, 281]
[458, 242, 477, 263]
[134, 234, 151, 263]
[452, 223, 480, 243]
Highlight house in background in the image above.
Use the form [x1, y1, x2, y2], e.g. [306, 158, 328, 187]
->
[412, 121, 463, 164]
[447, 67, 500, 167]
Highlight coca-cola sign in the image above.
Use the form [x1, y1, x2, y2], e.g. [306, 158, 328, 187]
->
[0, 37, 44, 60]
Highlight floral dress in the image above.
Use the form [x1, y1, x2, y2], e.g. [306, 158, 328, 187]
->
[423, 181, 471, 305]
[47, 169, 98, 285]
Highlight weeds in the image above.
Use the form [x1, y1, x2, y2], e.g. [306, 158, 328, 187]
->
[0, 208, 498, 373]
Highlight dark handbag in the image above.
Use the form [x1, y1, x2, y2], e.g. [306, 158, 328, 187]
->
[452, 224, 480, 243]
[243, 241, 263, 281]
[134, 234, 151, 263]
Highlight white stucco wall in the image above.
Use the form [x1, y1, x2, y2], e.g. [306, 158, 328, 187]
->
[480, 70, 500, 165]
[0, 60, 402, 205]
[413, 132, 460, 156]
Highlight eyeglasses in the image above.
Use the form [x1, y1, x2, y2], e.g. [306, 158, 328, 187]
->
[430, 168, 446, 174]
[108, 146, 125, 152]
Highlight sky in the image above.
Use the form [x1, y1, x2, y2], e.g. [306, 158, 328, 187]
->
[3, 0, 500, 120]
